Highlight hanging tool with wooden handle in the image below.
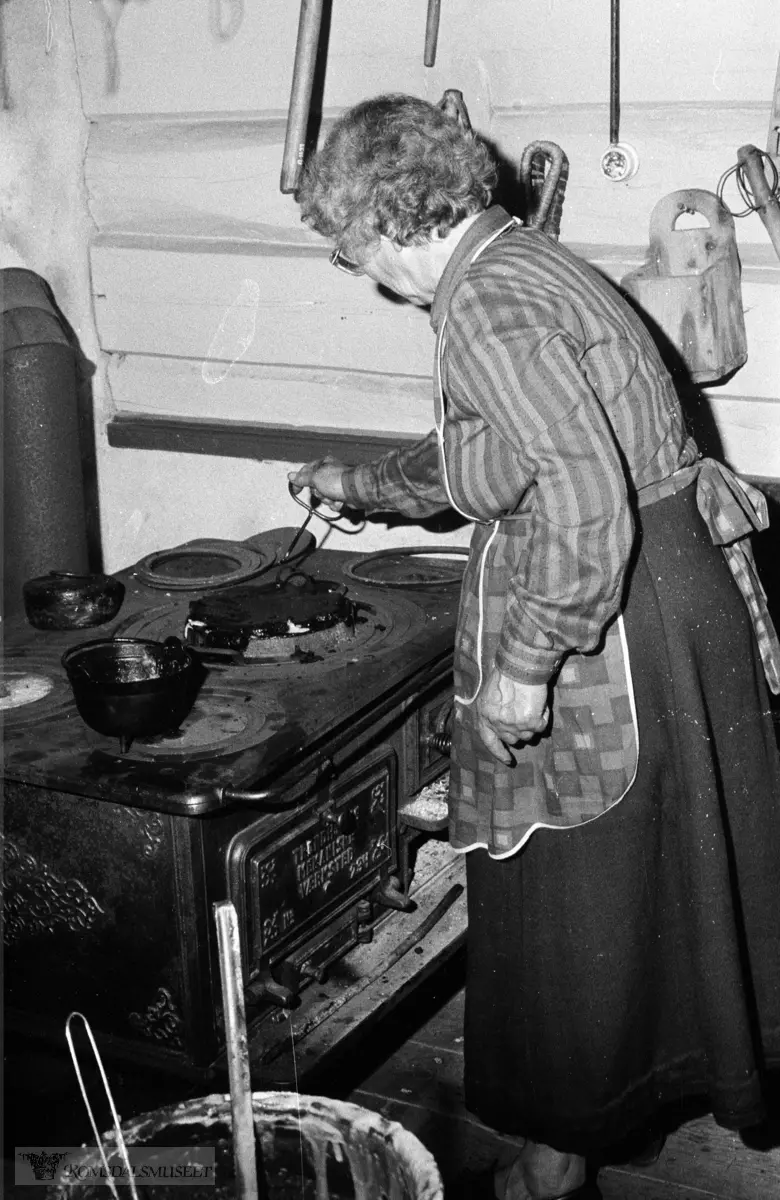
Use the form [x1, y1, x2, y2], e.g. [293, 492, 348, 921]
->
[424, 0, 441, 66]
[280, 0, 325, 194]
[736, 144, 780, 261]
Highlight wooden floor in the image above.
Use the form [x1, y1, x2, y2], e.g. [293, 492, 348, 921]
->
[4, 953, 780, 1199]
[340, 956, 780, 1200]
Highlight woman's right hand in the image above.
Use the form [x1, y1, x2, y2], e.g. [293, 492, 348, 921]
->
[288, 456, 348, 509]
[474, 666, 551, 765]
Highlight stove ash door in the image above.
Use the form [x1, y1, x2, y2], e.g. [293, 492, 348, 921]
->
[227, 742, 403, 1015]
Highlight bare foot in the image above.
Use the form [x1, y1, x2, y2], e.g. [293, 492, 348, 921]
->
[495, 1141, 587, 1199]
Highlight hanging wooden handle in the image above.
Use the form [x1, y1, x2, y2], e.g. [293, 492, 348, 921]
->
[424, 0, 441, 67]
[437, 88, 471, 132]
[736, 144, 780, 261]
[280, 0, 325, 194]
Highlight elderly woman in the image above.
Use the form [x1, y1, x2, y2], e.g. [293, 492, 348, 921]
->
[289, 94, 780, 1200]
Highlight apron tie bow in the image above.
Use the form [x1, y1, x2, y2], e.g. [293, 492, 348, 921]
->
[639, 457, 780, 694]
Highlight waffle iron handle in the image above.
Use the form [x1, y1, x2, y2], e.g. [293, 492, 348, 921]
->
[218, 756, 335, 808]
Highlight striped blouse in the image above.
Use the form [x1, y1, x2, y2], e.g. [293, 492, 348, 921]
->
[341, 206, 698, 684]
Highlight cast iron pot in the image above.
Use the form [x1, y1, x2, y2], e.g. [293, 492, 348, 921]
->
[23, 571, 125, 630]
[61, 636, 201, 753]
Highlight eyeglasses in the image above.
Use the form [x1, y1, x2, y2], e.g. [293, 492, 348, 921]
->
[329, 247, 365, 277]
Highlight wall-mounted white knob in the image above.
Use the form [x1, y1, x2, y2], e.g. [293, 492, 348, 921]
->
[600, 142, 640, 182]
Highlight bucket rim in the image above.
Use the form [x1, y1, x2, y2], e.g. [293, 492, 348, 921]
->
[51, 1091, 444, 1200]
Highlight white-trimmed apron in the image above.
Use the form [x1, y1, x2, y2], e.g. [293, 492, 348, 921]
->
[434, 222, 779, 860]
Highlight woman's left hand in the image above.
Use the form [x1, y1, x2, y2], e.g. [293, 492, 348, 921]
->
[475, 666, 550, 765]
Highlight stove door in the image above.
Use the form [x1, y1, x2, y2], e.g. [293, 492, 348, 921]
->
[238, 745, 397, 980]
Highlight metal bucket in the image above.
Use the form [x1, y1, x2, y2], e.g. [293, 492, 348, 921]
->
[48, 1092, 444, 1200]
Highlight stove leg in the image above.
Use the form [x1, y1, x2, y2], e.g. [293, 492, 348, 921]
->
[373, 873, 415, 912]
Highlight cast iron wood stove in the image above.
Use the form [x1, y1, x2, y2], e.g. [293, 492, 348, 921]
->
[2, 529, 466, 1084]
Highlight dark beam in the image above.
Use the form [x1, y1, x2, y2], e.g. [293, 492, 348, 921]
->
[106, 415, 780, 505]
[106, 413, 420, 464]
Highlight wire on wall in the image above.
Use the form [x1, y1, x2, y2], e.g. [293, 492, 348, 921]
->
[717, 148, 780, 218]
[719, 143, 780, 259]
[600, 0, 639, 182]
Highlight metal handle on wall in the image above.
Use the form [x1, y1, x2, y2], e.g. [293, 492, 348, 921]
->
[518, 141, 569, 240]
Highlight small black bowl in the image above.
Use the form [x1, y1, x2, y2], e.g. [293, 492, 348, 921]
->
[24, 571, 125, 631]
[62, 637, 200, 753]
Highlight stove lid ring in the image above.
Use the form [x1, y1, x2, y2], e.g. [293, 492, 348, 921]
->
[132, 539, 271, 591]
[341, 545, 468, 588]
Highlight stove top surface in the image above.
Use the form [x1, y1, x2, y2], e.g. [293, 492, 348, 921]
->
[3, 532, 463, 815]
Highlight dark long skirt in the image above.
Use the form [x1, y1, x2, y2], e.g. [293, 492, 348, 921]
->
[463, 482, 780, 1154]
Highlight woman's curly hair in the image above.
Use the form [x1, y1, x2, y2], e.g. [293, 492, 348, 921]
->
[297, 94, 498, 260]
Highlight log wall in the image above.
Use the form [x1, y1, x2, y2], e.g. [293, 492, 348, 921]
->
[64, 0, 780, 568]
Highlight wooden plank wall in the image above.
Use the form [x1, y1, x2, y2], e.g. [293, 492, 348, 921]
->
[68, 0, 780, 569]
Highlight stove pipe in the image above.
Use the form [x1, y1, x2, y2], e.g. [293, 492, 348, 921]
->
[2, 269, 91, 619]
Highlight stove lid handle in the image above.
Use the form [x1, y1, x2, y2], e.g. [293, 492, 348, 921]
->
[217, 757, 335, 809]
